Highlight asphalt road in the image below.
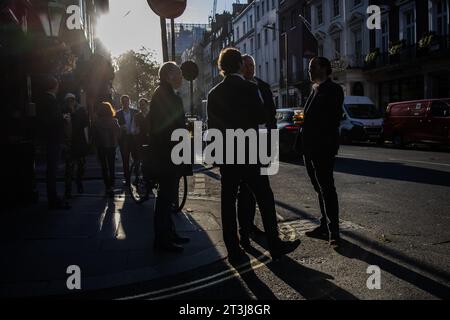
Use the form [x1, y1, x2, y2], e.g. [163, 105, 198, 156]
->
[76, 144, 450, 300]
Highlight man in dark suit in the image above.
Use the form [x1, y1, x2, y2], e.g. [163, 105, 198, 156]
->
[36, 76, 70, 210]
[115, 95, 138, 186]
[146, 62, 192, 253]
[237, 54, 277, 246]
[295, 57, 344, 247]
[207, 48, 300, 262]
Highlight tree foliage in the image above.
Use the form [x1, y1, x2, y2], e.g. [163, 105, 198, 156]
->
[113, 47, 160, 105]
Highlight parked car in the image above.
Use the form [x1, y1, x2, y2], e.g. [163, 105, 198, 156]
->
[340, 96, 384, 144]
[383, 98, 450, 147]
[276, 108, 303, 157]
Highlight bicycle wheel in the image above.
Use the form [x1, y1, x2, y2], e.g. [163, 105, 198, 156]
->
[129, 160, 150, 204]
[172, 175, 188, 213]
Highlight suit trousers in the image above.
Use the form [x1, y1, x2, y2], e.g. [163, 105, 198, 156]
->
[97, 147, 116, 189]
[119, 134, 136, 183]
[154, 175, 178, 244]
[220, 165, 279, 253]
[303, 154, 340, 237]
[46, 142, 61, 204]
[237, 182, 257, 237]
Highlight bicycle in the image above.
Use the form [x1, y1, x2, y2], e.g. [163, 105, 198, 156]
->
[129, 147, 188, 213]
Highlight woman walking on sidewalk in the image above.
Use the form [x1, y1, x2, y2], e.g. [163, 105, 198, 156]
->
[92, 102, 121, 197]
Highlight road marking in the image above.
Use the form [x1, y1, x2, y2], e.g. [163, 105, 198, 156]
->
[388, 158, 450, 168]
[119, 252, 272, 300]
[339, 154, 450, 168]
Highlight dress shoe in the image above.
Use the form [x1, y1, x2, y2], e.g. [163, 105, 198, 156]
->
[270, 239, 301, 261]
[305, 226, 329, 241]
[172, 233, 190, 244]
[154, 241, 184, 253]
[329, 235, 341, 247]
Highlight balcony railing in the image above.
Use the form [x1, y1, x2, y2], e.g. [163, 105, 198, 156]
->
[366, 35, 450, 69]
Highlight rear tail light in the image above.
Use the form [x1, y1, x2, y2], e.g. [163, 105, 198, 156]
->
[285, 125, 300, 131]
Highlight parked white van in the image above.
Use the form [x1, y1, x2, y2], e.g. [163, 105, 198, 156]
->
[340, 96, 384, 144]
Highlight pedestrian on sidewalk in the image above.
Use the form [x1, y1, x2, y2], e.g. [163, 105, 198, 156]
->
[132, 98, 150, 154]
[92, 102, 121, 197]
[146, 62, 192, 253]
[207, 48, 300, 263]
[295, 57, 344, 247]
[115, 95, 138, 187]
[36, 76, 70, 210]
[62, 93, 89, 199]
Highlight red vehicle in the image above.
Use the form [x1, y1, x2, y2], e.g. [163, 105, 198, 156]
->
[383, 98, 450, 147]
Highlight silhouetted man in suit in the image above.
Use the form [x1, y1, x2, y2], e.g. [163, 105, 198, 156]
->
[295, 57, 344, 247]
[207, 48, 300, 262]
[115, 95, 138, 186]
[147, 62, 192, 253]
[237, 54, 277, 246]
[36, 76, 70, 210]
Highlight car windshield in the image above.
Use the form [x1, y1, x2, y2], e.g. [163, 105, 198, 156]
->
[276, 111, 294, 122]
[345, 104, 381, 120]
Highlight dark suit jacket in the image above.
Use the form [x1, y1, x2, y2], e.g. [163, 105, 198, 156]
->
[36, 92, 64, 144]
[115, 107, 138, 139]
[296, 78, 344, 157]
[255, 77, 277, 129]
[207, 74, 266, 166]
[145, 81, 192, 178]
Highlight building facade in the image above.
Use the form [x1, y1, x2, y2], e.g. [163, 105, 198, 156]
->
[366, 0, 450, 111]
[306, 0, 371, 99]
[279, 0, 318, 108]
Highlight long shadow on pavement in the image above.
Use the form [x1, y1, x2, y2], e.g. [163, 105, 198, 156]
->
[275, 200, 450, 299]
[245, 246, 358, 300]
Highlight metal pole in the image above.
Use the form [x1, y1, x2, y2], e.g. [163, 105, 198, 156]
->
[171, 18, 176, 61]
[160, 17, 169, 62]
[284, 32, 288, 105]
[190, 80, 194, 116]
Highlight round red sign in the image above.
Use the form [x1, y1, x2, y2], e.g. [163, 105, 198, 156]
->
[147, 0, 187, 19]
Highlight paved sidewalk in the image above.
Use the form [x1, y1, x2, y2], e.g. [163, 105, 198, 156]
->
[0, 161, 226, 298]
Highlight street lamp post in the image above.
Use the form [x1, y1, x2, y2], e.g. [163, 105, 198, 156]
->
[37, 1, 65, 38]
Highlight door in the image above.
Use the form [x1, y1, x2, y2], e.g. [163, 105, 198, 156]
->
[425, 101, 450, 143]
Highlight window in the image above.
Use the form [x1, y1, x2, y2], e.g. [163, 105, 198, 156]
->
[272, 23, 277, 41]
[403, 9, 416, 45]
[259, 65, 262, 77]
[333, 0, 340, 17]
[334, 36, 341, 58]
[274, 58, 278, 81]
[353, 29, 362, 59]
[281, 17, 286, 33]
[262, 1, 265, 16]
[318, 43, 324, 56]
[244, 43, 247, 53]
[430, 101, 450, 117]
[257, 33, 261, 49]
[434, 0, 449, 36]
[236, 26, 240, 40]
[249, 15, 253, 29]
[256, 5, 260, 21]
[272, 0, 275, 10]
[316, 3, 323, 25]
[265, 62, 269, 82]
[250, 38, 254, 52]
[243, 21, 246, 34]
[264, 28, 268, 45]
[381, 20, 389, 53]
[267, 0, 270, 12]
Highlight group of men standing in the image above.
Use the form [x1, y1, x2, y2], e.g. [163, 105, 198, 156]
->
[36, 46, 344, 263]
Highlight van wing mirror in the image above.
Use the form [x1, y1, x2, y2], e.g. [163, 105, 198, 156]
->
[342, 113, 347, 120]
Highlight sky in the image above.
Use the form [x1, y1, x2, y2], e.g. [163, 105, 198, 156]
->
[96, 0, 234, 61]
